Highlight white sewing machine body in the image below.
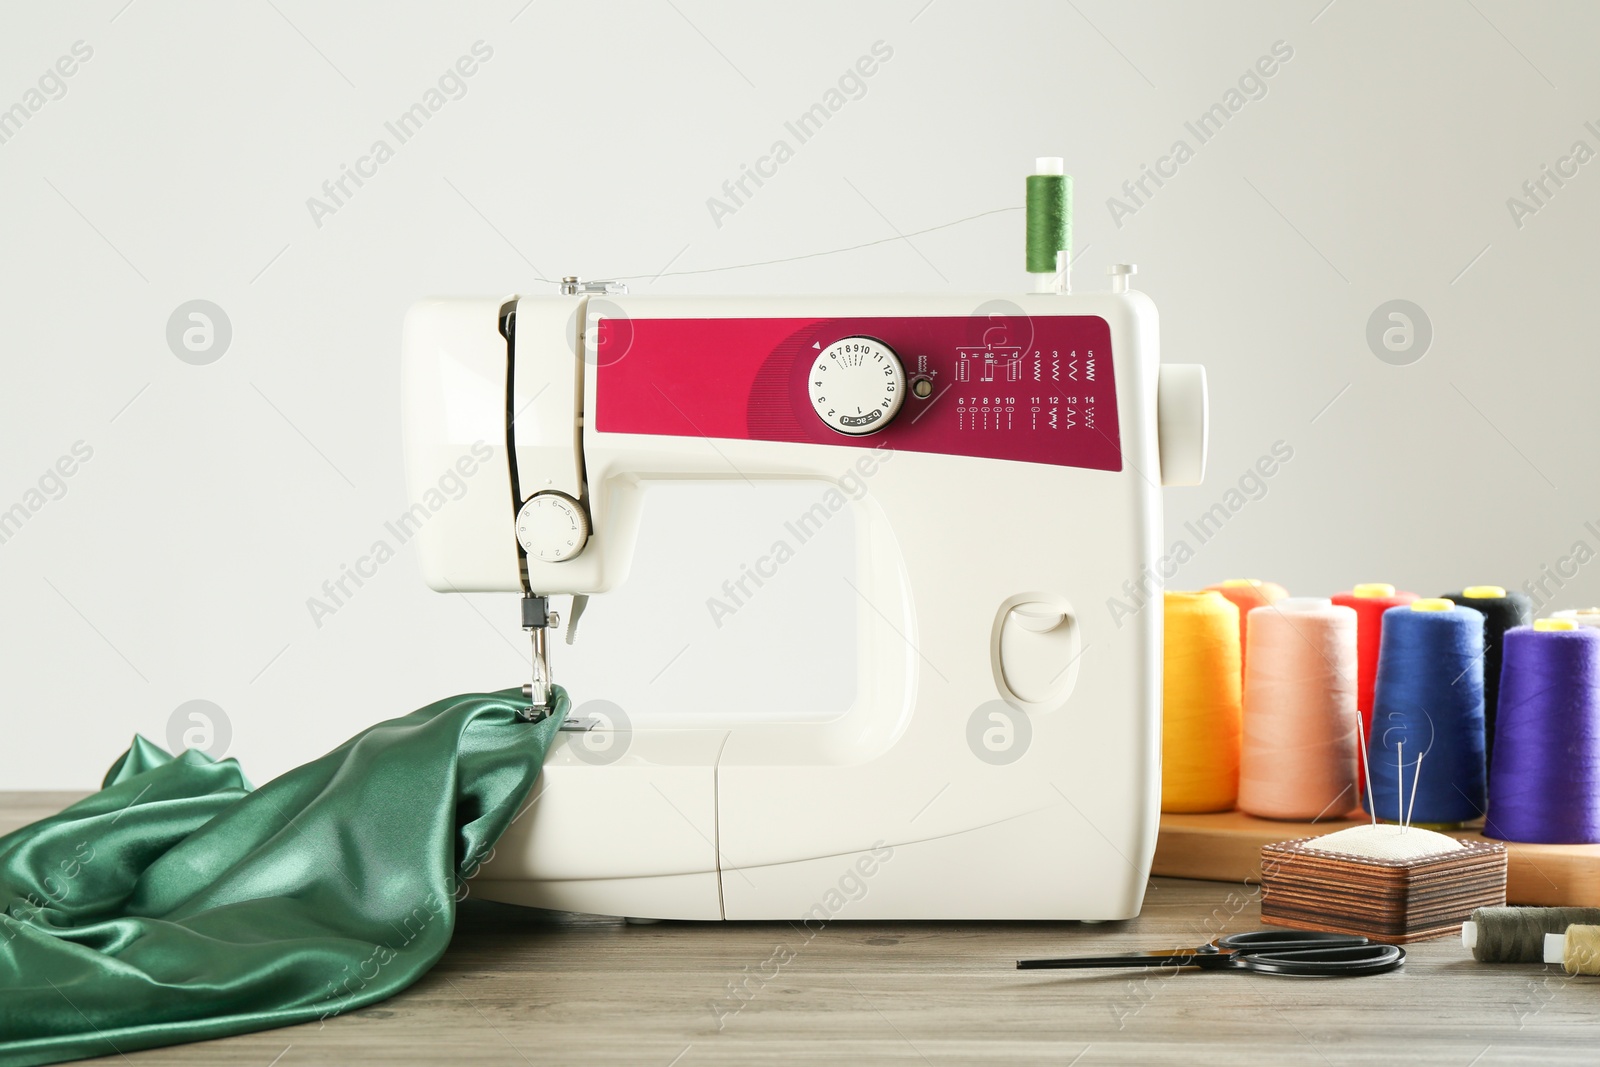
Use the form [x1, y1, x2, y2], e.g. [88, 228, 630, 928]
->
[402, 286, 1205, 920]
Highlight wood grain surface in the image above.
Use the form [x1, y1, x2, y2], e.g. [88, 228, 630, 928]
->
[5, 792, 1599, 1066]
[1155, 810, 1600, 907]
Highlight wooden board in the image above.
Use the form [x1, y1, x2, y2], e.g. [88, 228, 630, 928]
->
[1154, 809, 1600, 907]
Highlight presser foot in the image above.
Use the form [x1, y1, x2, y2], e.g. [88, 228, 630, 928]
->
[513, 690, 591, 731]
[515, 694, 552, 724]
[519, 593, 558, 723]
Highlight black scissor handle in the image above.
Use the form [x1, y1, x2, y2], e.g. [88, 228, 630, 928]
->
[1240, 942, 1406, 977]
[1015, 929, 1405, 976]
[1216, 930, 1371, 953]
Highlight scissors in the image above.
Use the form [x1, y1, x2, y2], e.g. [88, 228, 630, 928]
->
[1017, 930, 1405, 977]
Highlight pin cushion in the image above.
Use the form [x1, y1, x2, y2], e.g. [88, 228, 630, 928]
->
[1260, 824, 1507, 944]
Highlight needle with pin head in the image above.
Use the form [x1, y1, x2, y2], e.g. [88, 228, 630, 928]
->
[1356, 711, 1376, 827]
[1396, 741, 1404, 827]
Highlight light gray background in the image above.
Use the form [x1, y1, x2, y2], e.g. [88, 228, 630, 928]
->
[4, 0, 1596, 788]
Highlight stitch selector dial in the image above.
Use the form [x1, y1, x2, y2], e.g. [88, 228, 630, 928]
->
[808, 337, 905, 436]
[516, 491, 589, 562]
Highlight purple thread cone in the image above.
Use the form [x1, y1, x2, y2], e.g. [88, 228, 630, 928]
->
[1484, 625, 1600, 844]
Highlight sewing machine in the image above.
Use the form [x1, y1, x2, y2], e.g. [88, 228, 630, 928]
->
[401, 269, 1207, 921]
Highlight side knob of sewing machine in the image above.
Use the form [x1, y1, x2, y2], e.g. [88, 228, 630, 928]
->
[1156, 362, 1207, 487]
[1105, 264, 1208, 489]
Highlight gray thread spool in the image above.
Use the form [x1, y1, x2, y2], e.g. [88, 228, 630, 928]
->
[1464, 906, 1600, 962]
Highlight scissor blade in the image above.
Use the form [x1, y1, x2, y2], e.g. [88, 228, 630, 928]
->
[1016, 951, 1203, 970]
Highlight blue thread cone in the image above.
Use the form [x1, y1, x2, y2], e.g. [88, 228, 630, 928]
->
[1362, 604, 1487, 824]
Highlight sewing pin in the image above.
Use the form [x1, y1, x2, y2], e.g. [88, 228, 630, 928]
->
[1396, 741, 1404, 827]
[1356, 711, 1376, 827]
[1405, 749, 1424, 831]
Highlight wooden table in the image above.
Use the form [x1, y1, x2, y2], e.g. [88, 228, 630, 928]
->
[5, 793, 1597, 1065]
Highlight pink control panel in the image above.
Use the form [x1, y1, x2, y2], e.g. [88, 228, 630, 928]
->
[593, 313, 1121, 471]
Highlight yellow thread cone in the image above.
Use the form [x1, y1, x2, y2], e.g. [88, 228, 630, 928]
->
[1163, 590, 1243, 813]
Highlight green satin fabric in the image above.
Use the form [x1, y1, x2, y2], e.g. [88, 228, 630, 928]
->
[0, 687, 564, 1067]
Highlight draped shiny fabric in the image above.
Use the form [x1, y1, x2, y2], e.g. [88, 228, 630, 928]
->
[0, 688, 565, 1067]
